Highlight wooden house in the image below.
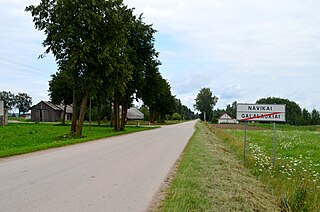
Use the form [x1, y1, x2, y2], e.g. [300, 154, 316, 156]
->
[30, 101, 73, 122]
[218, 113, 239, 124]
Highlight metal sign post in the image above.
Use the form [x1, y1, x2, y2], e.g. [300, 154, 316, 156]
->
[272, 122, 276, 165]
[237, 103, 286, 164]
[244, 122, 247, 161]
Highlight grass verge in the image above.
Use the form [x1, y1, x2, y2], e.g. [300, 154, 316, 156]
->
[213, 125, 320, 211]
[0, 123, 154, 158]
[158, 122, 280, 211]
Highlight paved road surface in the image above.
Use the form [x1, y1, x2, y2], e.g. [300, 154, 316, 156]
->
[0, 121, 197, 211]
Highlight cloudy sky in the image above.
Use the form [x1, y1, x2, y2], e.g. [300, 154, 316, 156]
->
[1, 0, 320, 111]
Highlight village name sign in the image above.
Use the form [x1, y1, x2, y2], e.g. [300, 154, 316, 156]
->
[236, 103, 286, 122]
[236, 103, 286, 164]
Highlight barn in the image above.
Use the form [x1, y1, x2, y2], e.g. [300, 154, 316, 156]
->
[30, 101, 73, 122]
[127, 107, 144, 120]
[218, 113, 239, 124]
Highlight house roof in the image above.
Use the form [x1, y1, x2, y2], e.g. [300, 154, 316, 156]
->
[31, 101, 73, 114]
[218, 113, 233, 120]
[127, 107, 144, 120]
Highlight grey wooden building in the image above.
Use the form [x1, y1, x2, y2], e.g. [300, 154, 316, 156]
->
[30, 101, 73, 122]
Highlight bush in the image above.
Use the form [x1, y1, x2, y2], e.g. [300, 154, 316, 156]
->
[172, 113, 182, 120]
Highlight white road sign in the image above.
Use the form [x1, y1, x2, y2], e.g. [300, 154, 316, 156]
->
[0, 101, 3, 116]
[237, 103, 286, 122]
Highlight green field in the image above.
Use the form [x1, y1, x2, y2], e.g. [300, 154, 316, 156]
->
[0, 123, 153, 158]
[213, 124, 320, 211]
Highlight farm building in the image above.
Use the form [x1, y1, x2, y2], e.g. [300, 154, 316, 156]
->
[218, 113, 239, 124]
[30, 101, 73, 122]
[127, 107, 144, 120]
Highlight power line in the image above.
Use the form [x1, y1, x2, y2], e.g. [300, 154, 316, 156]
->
[0, 56, 56, 77]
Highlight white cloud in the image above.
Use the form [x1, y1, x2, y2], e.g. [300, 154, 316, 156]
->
[1, 0, 320, 112]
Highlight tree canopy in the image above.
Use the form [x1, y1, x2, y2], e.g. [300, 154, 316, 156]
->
[0, 91, 32, 115]
[27, 0, 183, 134]
[194, 87, 218, 121]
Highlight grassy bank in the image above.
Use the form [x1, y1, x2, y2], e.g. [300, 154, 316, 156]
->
[213, 124, 320, 211]
[158, 122, 280, 211]
[0, 123, 153, 158]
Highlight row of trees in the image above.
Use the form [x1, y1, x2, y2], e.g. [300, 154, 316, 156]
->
[214, 97, 320, 126]
[27, 0, 192, 135]
[0, 91, 32, 116]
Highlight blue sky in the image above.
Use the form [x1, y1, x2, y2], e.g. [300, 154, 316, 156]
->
[1, 0, 320, 112]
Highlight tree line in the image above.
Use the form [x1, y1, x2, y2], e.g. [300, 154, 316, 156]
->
[26, 0, 193, 136]
[0, 91, 32, 116]
[214, 97, 320, 126]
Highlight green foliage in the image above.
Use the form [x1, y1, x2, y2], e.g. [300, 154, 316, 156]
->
[226, 101, 237, 118]
[48, 70, 73, 105]
[0, 91, 32, 114]
[0, 91, 16, 110]
[194, 87, 218, 121]
[172, 112, 181, 120]
[256, 97, 301, 125]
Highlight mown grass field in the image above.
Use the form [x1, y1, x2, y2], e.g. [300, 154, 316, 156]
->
[0, 123, 153, 158]
[158, 122, 280, 211]
[213, 123, 320, 211]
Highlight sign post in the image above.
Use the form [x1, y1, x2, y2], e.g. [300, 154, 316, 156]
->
[237, 103, 286, 165]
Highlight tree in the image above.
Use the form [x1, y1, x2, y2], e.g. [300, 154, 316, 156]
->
[194, 88, 218, 121]
[26, 0, 136, 135]
[301, 108, 311, 125]
[256, 97, 302, 125]
[311, 108, 320, 125]
[15, 93, 32, 116]
[0, 91, 16, 111]
[226, 101, 237, 118]
[48, 70, 73, 124]
[172, 112, 182, 120]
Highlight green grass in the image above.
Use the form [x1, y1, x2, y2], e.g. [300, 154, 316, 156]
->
[213, 125, 320, 211]
[0, 123, 154, 158]
[159, 122, 215, 211]
[159, 122, 280, 211]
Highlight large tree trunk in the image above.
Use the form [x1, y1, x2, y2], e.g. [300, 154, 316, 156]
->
[110, 100, 114, 127]
[71, 86, 77, 134]
[76, 92, 88, 136]
[120, 100, 128, 131]
[97, 101, 101, 126]
[150, 106, 156, 124]
[62, 104, 67, 125]
[114, 99, 120, 131]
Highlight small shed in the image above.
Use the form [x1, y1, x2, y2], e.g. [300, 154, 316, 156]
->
[218, 113, 239, 124]
[30, 101, 73, 122]
[127, 107, 144, 120]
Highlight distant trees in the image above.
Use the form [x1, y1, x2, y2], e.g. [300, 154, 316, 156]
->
[226, 101, 237, 118]
[214, 97, 320, 126]
[194, 87, 218, 121]
[0, 91, 32, 115]
[256, 97, 302, 125]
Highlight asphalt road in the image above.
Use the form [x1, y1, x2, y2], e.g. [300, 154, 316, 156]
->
[0, 121, 197, 212]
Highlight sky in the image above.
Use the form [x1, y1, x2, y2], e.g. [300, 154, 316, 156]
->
[1, 0, 320, 112]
